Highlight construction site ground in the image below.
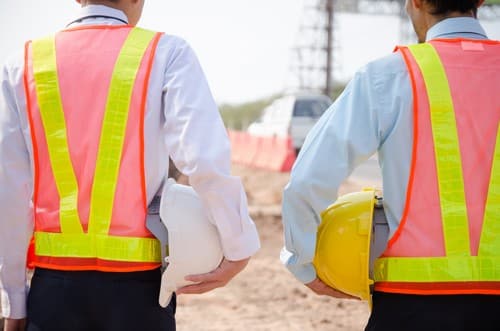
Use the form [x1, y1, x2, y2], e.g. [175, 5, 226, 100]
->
[1, 164, 372, 331]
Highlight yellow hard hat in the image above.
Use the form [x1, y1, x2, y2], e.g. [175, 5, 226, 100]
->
[313, 189, 379, 302]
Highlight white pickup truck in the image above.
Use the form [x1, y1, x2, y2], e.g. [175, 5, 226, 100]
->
[247, 93, 332, 154]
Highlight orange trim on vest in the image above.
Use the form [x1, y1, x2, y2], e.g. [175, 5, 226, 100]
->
[64, 25, 134, 32]
[375, 282, 500, 296]
[432, 37, 500, 45]
[33, 258, 160, 273]
[23, 41, 40, 220]
[138, 32, 162, 212]
[385, 45, 421, 250]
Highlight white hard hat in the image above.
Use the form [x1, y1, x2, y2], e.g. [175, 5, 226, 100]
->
[158, 179, 224, 307]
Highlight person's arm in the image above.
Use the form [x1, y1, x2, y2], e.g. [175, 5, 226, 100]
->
[281, 65, 384, 292]
[0, 59, 33, 321]
[305, 278, 359, 299]
[160, 37, 260, 293]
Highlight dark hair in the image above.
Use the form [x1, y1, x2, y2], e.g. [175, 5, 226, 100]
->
[425, 0, 481, 15]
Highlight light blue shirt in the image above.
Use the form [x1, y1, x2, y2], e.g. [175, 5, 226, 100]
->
[280, 17, 489, 284]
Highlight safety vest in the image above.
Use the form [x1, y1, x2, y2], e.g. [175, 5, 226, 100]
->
[24, 25, 163, 272]
[374, 39, 500, 295]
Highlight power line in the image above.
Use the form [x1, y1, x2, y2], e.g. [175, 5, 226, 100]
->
[288, 0, 339, 97]
[287, 0, 499, 98]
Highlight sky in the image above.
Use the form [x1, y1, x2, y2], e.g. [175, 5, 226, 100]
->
[1, 1, 499, 104]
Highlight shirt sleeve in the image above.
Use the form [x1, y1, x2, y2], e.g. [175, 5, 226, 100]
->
[161, 37, 260, 261]
[280, 65, 385, 283]
[0, 59, 33, 319]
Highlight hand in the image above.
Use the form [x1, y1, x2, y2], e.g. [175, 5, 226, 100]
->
[4, 318, 26, 331]
[176, 257, 250, 295]
[305, 277, 360, 300]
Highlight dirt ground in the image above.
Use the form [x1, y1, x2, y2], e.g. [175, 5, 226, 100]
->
[0, 164, 371, 331]
[174, 165, 370, 331]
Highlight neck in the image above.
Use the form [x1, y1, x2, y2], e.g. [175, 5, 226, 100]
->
[427, 10, 476, 31]
[80, 1, 123, 11]
[80, 1, 135, 24]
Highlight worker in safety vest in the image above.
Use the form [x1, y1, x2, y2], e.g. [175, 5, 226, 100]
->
[281, 0, 499, 329]
[0, 1, 260, 330]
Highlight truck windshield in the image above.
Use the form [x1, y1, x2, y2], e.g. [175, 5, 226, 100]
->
[293, 99, 331, 118]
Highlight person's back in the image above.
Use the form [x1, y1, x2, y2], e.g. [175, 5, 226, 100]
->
[0, 1, 260, 330]
[281, 0, 500, 330]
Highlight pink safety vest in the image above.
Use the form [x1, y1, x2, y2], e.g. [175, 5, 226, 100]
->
[374, 39, 500, 295]
[24, 25, 163, 272]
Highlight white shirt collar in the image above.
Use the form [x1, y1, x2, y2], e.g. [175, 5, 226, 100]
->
[68, 4, 129, 27]
[426, 17, 488, 41]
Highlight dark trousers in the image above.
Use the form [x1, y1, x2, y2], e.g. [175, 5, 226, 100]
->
[27, 268, 176, 331]
[365, 292, 500, 331]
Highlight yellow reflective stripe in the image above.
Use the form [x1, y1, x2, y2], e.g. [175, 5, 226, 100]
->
[479, 123, 500, 256]
[408, 44, 470, 256]
[88, 28, 155, 235]
[32, 37, 83, 234]
[35, 232, 161, 263]
[374, 256, 500, 282]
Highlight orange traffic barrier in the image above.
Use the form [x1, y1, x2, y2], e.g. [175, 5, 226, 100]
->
[267, 136, 296, 172]
[228, 130, 296, 172]
[240, 134, 261, 166]
[229, 131, 247, 164]
[253, 136, 273, 169]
